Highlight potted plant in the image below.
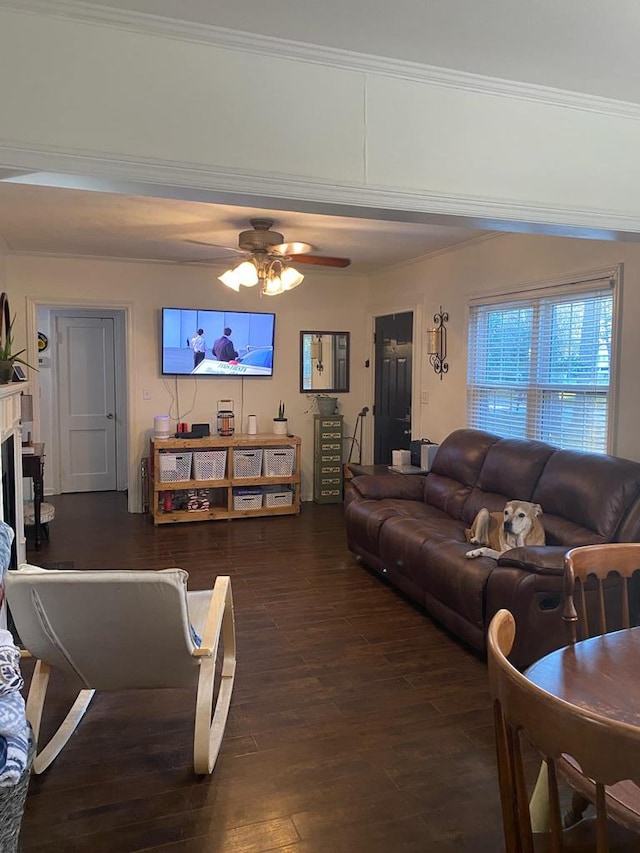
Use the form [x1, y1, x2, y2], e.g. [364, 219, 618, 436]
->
[0, 297, 37, 385]
[313, 394, 338, 417]
[273, 401, 288, 435]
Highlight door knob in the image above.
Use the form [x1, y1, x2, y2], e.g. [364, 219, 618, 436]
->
[106, 413, 114, 420]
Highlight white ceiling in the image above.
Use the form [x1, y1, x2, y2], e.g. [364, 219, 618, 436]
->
[4, 0, 636, 269]
[0, 183, 492, 272]
[78, 0, 640, 103]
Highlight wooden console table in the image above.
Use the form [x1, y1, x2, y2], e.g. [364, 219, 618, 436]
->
[151, 434, 301, 525]
[22, 443, 45, 548]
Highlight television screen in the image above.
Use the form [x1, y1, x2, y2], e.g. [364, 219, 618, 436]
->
[162, 308, 276, 377]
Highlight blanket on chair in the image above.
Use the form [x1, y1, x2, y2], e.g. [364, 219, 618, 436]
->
[0, 522, 31, 787]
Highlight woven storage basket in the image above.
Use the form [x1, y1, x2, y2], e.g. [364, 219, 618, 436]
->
[233, 487, 263, 511]
[159, 452, 192, 483]
[233, 449, 263, 479]
[264, 488, 293, 508]
[193, 450, 227, 480]
[263, 448, 295, 477]
[0, 732, 35, 853]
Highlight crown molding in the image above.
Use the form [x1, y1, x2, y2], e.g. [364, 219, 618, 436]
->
[3, 0, 640, 120]
[384, 232, 505, 274]
[2, 140, 640, 238]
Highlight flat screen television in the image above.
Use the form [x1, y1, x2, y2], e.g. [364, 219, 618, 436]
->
[161, 308, 276, 377]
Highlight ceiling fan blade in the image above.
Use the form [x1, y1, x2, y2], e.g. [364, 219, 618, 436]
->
[288, 254, 351, 268]
[270, 241, 314, 256]
[178, 258, 228, 265]
[185, 239, 246, 254]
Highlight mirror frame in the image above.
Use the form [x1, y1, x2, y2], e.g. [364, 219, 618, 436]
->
[299, 331, 350, 393]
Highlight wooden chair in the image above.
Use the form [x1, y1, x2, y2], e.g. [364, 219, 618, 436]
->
[563, 542, 640, 643]
[560, 543, 640, 829]
[5, 565, 236, 775]
[488, 608, 640, 852]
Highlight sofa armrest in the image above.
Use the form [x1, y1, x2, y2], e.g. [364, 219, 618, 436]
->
[349, 474, 426, 502]
[497, 546, 568, 577]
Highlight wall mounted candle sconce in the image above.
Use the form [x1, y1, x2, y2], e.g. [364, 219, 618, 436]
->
[426, 307, 448, 379]
[310, 335, 324, 374]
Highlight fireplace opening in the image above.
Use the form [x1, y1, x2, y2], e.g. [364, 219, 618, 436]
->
[2, 433, 17, 568]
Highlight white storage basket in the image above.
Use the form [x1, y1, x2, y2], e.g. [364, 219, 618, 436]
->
[233, 449, 263, 478]
[233, 487, 263, 511]
[193, 450, 227, 480]
[263, 447, 295, 477]
[264, 488, 293, 508]
[159, 452, 192, 483]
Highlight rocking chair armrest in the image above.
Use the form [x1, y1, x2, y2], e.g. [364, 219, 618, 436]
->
[191, 576, 233, 658]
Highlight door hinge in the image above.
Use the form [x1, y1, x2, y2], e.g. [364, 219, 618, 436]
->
[372, 405, 376, 416]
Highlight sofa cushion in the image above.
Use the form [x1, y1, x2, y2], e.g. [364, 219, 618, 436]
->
[377, 515, 467, 586]
[345, 498, 445, 558]
[533, 451, 640, 542]
[415, 538, 494, 632]
[541, 514, 607, 548]
[425, 429, 499, 519]
[462, 438, 555, 523]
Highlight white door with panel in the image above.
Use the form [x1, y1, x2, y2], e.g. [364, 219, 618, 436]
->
[58, 315, 117, 492]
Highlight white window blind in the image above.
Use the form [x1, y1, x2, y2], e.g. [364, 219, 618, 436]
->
[467, 277, 615, 453]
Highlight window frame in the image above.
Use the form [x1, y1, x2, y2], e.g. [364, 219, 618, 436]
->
[466, 266, 621, 454]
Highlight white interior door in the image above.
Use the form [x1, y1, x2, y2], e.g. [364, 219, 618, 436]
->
[58, 315, 117, 492]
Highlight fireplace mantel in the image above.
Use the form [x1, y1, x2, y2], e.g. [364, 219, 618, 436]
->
[0, 383, 27, 568]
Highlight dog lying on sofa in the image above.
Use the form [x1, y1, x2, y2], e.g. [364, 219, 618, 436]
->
[465, 500, 545, 559]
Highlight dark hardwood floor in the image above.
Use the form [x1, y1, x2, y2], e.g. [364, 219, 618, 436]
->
[17, 492, 507, 852]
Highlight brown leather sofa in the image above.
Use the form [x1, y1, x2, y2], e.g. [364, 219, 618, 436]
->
[344, 428, 640, 667]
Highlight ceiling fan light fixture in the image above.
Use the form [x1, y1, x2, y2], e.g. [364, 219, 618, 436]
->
[234, 260, 259, 287]
[218, 269, 241, 291]
[263, 275, 284, 296]
[213, 219, 350, 296]
[281, 266, 304, 290]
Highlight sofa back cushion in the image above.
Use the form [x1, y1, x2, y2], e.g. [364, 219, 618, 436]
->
[462, 438, 555, 523]
[532, 450, 640, 543]
[425, 429, 499, 519]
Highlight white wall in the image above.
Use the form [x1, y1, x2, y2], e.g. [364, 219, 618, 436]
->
[2, 6, 640, 233]
[0, 239, 6, 293]
[7, 254, 370, 508]
[369, 233, 640, 462]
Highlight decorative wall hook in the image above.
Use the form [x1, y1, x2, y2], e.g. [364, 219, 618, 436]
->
[426, 307, 448, 379]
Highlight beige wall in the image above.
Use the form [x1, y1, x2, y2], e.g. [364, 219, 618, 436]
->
[370, 232, 640, 462]
[7, 231, 640, 516]
[7, 254, 370, 508]
[0, 240, 6, 293]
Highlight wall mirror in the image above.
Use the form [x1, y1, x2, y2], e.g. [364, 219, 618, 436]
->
[300, 331, 350, 393]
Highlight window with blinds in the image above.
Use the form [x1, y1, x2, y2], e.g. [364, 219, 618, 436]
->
[467, 275, 616, 453]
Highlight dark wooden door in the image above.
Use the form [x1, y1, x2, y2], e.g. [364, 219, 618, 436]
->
[374, 312, 413, 464]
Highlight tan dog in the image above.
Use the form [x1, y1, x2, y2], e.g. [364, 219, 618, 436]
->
[465, 500, 545, 559]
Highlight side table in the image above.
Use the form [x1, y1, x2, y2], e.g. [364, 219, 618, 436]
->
[22, 443, 45, 548]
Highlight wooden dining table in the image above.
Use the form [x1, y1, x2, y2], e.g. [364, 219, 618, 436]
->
[526, 626, 640, 831]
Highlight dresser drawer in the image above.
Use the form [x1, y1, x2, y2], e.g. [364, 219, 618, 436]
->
[320, 465, 341, 475]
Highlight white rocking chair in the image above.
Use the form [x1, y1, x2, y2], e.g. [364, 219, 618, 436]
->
[5, 566, 236, 775]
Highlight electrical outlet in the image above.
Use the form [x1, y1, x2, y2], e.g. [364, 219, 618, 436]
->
[143, 388, 151, 401]
[421, 391, 429, 405]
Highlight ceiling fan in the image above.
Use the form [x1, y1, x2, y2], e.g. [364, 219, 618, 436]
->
[190, 218, 351, 296]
